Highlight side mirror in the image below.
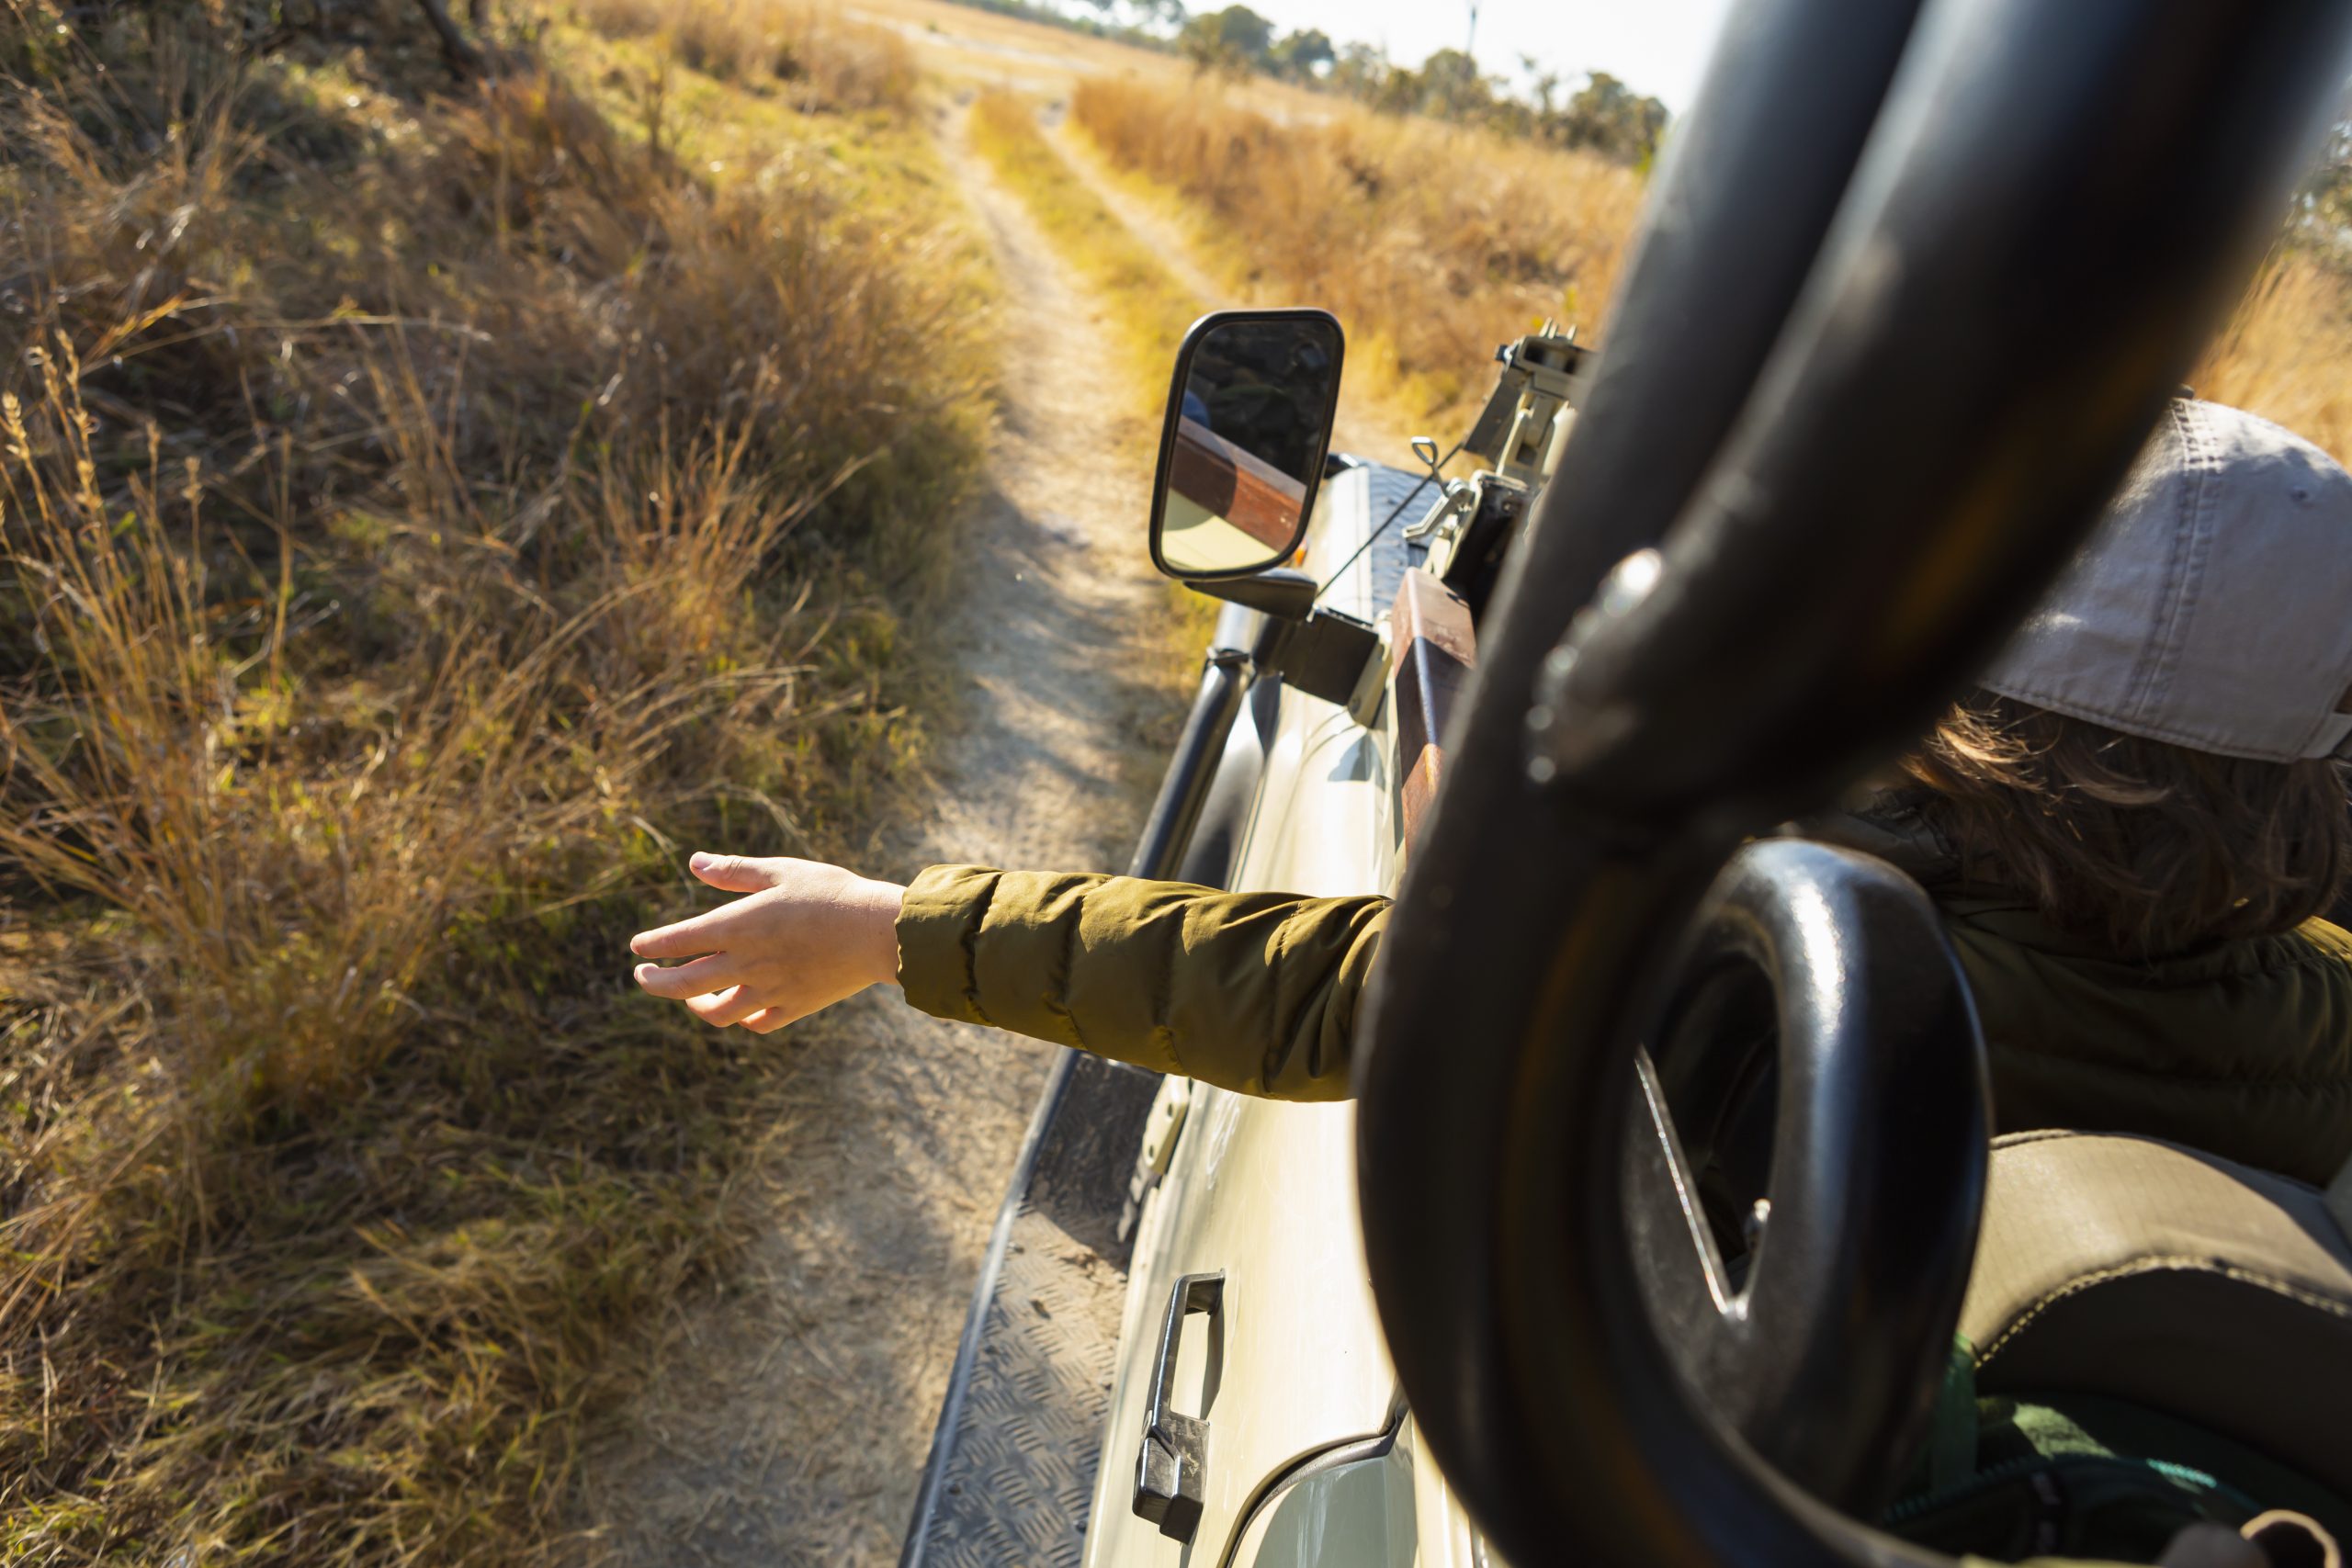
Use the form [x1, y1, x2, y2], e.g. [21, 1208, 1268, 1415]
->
[1149, 309, 1344, 581]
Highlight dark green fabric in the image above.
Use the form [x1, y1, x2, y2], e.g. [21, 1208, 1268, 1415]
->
[896, 857, 2352, 1564]
[896, 863, 2352, 1183]
[896, 864, 1387, 1100]
[1887, 1392, 2352, 1563]
[1940, 898, 2352, 1187]
[1926, 1337, 1984, 1495]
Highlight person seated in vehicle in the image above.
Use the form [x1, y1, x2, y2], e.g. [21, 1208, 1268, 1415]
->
[628, 397, 2352, 1189]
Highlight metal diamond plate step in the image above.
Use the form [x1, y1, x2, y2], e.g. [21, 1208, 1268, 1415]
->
[901, 1054, 1160, 1568]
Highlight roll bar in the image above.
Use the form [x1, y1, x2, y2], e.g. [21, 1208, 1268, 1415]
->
[1477, 0, 1926, 637]
[1353, 3, 2352, 1566]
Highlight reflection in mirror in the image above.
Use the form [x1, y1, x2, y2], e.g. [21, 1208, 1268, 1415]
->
[1157, 313, 1342, 579]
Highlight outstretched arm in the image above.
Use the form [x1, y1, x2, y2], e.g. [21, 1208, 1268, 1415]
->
[895, 864, 1389, 1100]
[628, 856, 1389, 1100]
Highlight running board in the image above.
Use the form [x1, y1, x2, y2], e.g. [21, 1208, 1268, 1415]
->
[899, 1050, 1161, 1568]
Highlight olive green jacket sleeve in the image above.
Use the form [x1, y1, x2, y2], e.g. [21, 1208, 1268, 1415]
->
[895, 864, 1389, 1100]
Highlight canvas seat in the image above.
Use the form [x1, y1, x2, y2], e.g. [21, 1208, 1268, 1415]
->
[1958, 1130, 2352, 1499]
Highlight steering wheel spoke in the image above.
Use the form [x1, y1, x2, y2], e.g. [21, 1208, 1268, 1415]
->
[1626, 1050, 1745, 1348]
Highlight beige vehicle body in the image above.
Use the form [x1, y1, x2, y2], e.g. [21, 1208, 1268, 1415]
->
[891, 326, 1555, 1568]
[1081, 469, 1488, 1568]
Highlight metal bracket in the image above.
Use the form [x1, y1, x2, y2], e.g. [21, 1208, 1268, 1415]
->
[1120, 1077, 1194, 1244]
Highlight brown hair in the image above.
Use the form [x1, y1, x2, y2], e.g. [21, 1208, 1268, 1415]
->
[1900, 691, 2352, 955]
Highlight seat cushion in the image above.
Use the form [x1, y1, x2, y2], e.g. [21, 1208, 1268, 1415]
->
[1960, 1130, 2352, 1496]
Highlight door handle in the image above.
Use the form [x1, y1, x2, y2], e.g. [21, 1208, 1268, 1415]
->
[1131, 1270, 1225, 1542]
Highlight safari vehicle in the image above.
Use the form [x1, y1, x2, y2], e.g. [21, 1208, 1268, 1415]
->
[901, 2, 2352, 1564]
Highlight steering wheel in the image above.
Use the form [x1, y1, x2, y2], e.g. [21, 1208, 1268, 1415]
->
[1625, 838, 1986, 1517]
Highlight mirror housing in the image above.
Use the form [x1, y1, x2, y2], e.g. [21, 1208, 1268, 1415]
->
[1191, 566, 1317, 622]
[1149, 309, 1345, 582]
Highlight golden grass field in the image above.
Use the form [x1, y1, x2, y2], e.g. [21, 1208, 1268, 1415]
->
[2193, 253, 2352, 462]
[1069, 74, 1644, 430]
[968, 88, 1202, 402]
[0, 0, 989, 1560]
[861, 0, 2352, 458]
[1057, 72, 2352, 460]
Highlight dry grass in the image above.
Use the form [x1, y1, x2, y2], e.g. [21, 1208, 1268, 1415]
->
[2195, 249, 2352, 462]
[1071, 74, 2352, 461]
[965, 90, 1220, 662]
[1069, 76, 1644, 426]
[563, 0, 915, 111]
[0, 1, 987, 1562]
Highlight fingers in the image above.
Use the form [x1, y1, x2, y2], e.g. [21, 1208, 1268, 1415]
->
[685, 985, 769, 1028]
[629, 904, 741, 961]
[740, 1006, 797, 1035]
[633, 953, 741, 999]
[689, 852, 786, 894]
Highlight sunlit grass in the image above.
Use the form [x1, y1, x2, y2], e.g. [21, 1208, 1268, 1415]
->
[565, 0, 916, 110]
[0, 0, 989, 1560]
[964, 88, 1222, 668]
[2195, 249, 2352, 463]
[1069, 76, 1643, 431]
[1069, 75, 2352, 462]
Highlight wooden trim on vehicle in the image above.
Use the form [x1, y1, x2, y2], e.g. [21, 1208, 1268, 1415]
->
[1389, 569, 1476, 858]
[1169, 416, 1307, 550]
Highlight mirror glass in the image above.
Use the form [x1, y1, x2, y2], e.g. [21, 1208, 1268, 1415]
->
[1154, 313, 1343, 579]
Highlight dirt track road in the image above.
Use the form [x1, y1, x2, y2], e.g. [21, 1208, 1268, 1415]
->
[590, 102, 1173, 1566]
[1050, 118, 1422, 465]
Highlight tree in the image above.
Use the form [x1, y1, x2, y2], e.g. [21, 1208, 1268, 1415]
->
[1269, 27, 1335, 81]
[1329, 39, 1390, 100]
[1412, 47, 1490, 120]
[1548, 71, 1668, 164]
[1076, 0, 1189, 33]
[2300, 117, 2352, 255]
[1179, 5, 1274, 73]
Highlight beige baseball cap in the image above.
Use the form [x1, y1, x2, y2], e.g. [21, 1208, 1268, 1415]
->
[1980, 399, 2352, 763]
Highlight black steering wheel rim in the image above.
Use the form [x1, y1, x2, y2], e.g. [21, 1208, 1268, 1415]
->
[1626, 839, 1988, 1518]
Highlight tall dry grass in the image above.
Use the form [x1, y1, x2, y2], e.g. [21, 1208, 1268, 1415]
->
[1070, 76, 1644, 423]
[564, 0, 916, 110]
[965, 90, 1227, 666]
[2196, 250, 2352, 462]
[0, 1, 987, 1561]
[1074, 75, 2352, 462]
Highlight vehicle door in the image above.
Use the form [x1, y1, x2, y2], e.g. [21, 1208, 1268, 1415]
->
[1080, 460, 1430, 1568]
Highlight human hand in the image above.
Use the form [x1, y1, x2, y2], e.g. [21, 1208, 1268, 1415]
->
[630, 852, 906, 1033]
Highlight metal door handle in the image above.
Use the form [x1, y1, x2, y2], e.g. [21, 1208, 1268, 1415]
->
[1131, 1270, 1225, 1541]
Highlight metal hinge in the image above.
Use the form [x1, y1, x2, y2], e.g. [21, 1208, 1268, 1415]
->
[1118, 1076, 1193, 1244]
